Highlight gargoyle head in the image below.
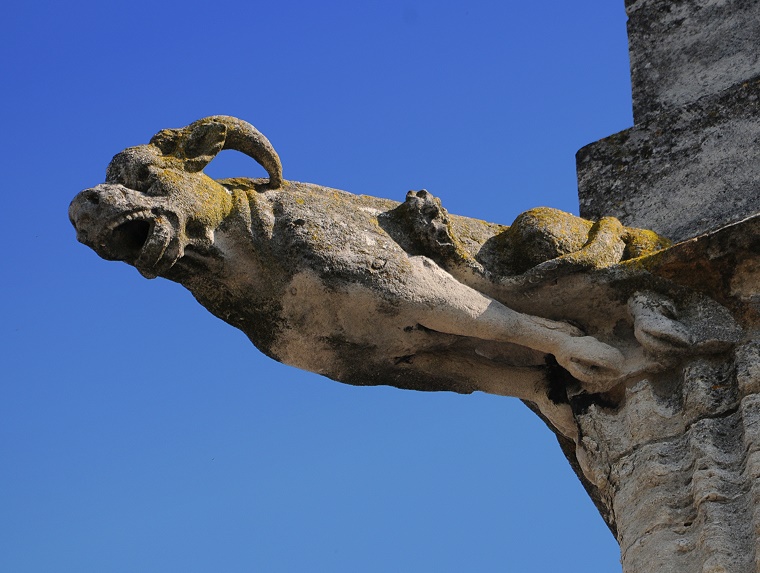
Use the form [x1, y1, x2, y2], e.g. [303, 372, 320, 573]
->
[69, 116, 282, 278]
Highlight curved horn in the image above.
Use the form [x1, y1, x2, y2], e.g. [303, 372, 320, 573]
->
[203, 115, 283, 188]
[151, 116, 283, 189]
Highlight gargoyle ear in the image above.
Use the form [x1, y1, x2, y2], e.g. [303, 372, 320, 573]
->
[150, 128, 181, 154]
[182, 121, 228, 172]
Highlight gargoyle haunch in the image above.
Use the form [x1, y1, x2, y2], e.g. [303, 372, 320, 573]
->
[69, 116, 739, 439]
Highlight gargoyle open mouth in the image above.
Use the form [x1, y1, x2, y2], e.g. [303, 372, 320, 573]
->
[108, 213, 152, 261]
[101, 210, 180, 278]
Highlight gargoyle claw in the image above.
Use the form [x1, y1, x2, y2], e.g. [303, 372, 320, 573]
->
[629, 292, 693, 355]
[555, 336, 625, 391]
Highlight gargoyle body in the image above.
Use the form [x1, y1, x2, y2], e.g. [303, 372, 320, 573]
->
[69, 116, 740, 440]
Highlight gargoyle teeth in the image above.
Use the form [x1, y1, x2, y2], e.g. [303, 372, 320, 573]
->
[105, 210, 152, 233]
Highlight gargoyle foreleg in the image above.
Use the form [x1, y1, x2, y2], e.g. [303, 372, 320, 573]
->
[407, 258, 624, 389]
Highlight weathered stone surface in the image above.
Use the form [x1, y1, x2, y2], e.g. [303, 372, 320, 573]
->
[577, 76, 760, 242]
[576, 353, 760, 572]
[575, 2, 760, 569]
[69, 117, 759, 572]
[626, 0, 760, 121]
[69, 117, 726, 403]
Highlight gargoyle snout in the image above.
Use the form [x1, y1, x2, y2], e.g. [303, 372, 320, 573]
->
[69, 187, 103, 241]
[70, 184, 125, 237]
[70, 182, 183, 278]
[70, 183, 155, 256]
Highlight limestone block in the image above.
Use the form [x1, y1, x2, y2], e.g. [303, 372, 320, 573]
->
[577, 76, 760, 241]
[625, 0, 760, 121]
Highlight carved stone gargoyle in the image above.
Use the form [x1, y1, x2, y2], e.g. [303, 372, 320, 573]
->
[70, 117, 755, 568]
[68, 114, 741, 430]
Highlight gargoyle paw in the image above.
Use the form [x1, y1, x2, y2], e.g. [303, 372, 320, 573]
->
[628, 292, 693, 355]
[556, 336, 625, 392]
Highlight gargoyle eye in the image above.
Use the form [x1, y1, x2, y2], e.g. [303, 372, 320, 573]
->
[134, 165, 155, 192]
[658, 302, 677, 320]
[137, 165, 151, 182]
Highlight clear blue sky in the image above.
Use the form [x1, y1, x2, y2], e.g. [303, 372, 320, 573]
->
[3, 1, 634, 571]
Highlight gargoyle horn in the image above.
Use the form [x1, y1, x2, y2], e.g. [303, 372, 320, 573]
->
[150, 115, 284, 189]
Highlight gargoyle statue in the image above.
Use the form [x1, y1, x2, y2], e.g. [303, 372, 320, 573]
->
[69, 116, 738, 440]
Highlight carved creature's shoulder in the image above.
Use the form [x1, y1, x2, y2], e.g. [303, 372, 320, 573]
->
[221, 179, 413, 281]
